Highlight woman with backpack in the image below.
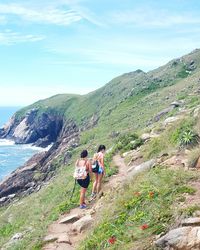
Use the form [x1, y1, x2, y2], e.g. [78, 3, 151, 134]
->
[74, 150, 91, 209]
[91, 145, 106, 199]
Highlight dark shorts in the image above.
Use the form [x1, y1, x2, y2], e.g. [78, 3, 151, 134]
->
[77, 174, 90, 188]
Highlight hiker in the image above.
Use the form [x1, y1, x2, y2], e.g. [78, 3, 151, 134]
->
[91, 145, 106, 198]
[74, 150, 91, 209]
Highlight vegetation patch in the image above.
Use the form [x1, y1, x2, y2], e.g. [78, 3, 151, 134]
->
[80, 167, 197, 250]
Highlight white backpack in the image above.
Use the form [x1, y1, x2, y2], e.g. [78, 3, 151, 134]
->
[73, 160, 87, 180]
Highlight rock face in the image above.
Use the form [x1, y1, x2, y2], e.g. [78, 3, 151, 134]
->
[155, 226, 200, 250]
[0, 111, 80, 204]
[0, 109, 63, 147]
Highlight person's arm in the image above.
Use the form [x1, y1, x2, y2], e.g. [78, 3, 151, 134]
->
[99, 154, 106, 175]
[87, 160, 92, 173]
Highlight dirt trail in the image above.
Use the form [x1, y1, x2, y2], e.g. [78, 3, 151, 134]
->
[42, 155, 129, 250]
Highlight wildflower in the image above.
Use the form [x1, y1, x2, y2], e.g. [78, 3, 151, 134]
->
[108, 236, 116, 244]
[134, 191, 141, 197]
[140, 224, 149, 230]
[149, 191, 154, 198]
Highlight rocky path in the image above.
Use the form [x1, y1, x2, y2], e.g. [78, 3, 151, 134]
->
[42, 155, 129, 250]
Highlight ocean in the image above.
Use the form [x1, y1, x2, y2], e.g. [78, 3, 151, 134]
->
[0, 107, 41, 181]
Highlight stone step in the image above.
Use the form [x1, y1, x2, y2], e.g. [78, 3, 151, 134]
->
[59, 214, 81, 224]
[72, 214, 94, 233]
[181, 217, 200, 227]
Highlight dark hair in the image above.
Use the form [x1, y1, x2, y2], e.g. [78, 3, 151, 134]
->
[81, 150, 88, 158]
[97, 145, 106, 153]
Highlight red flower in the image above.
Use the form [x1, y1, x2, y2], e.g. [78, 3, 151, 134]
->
[149, 191, 154, 198]
[108, 236, 116, 244]
[140, 224, 149, 230]
[134, 191, 141, 197]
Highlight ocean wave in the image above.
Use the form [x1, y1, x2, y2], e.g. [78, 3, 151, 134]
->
[0, 139, 15, 146]
[21, 143, 53, 151]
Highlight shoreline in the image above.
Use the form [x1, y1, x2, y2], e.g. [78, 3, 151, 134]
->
[0, 140, 52, 182]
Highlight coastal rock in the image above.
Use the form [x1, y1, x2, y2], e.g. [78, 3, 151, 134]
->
[0, 120, 79, 204]
[0, 109, 63, 147]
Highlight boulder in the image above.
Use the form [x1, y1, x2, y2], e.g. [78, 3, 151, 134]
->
[141, 132, 160, 141]
[0, 197, 8, 203]
[8, 194, 16, 199]
[141, 133, 151, 141]
[154, 106, 174, 122]
[11, 232, 23, 241]
[181, 218, 200, 227]
[170, 101, 183, 107]
[127, 159, 156, 177]
[163, 116, 180, 126]
[59, 214, 80, 224]
[155, 226, 200, 250]
[72, 215, 93, 233]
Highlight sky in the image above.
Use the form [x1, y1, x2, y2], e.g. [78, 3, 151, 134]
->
[0, 0, 200, 106]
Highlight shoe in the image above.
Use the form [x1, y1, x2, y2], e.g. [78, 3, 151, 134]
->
[80, 204, 87, 209]
[91, 192, 97, 198]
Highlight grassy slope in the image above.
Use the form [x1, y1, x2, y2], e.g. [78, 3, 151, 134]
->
[1, 49, 200, 249]
[81, 167, 198, 250]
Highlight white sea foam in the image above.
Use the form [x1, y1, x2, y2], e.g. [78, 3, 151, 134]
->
[0, 139, 15, 146]
[21, 143, 53, 151]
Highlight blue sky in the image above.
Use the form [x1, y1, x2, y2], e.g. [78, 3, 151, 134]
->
[0, 0, 200, 106]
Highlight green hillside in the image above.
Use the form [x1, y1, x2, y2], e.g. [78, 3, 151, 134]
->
[15, 48, 200, 128]
[1, 49, 200, 249]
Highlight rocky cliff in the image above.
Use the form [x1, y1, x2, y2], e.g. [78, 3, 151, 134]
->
[0, 108, 80, 204]
[0, 108, 63, 147]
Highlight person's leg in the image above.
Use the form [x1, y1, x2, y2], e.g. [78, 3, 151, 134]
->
[92, 173, 98, 195]
[80, 187, 87, 206]
[97, 174, 103, 193]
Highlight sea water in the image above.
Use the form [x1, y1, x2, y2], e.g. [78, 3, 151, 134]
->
[0, 107, 42, 181]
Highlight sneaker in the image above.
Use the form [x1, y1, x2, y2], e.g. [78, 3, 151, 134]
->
[91, 192, 97, 198]
[80, 204, 87, 209]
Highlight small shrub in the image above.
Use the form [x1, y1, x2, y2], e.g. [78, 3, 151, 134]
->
[181, 205, 200, 216]
[188, 96, 200, 108]
[170, 118, 199, 148]
[179, 130, 199, 148]
[176, 185, 196, 195]
[177, 66, 189, 78]
[114, 133, 143, 153]
[142, 137, 167, 159]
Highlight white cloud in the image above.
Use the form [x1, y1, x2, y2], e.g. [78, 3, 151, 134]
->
[0, 3, 82, 26]
[110, 8, 200, 27]
[0, 30, 45, 45]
